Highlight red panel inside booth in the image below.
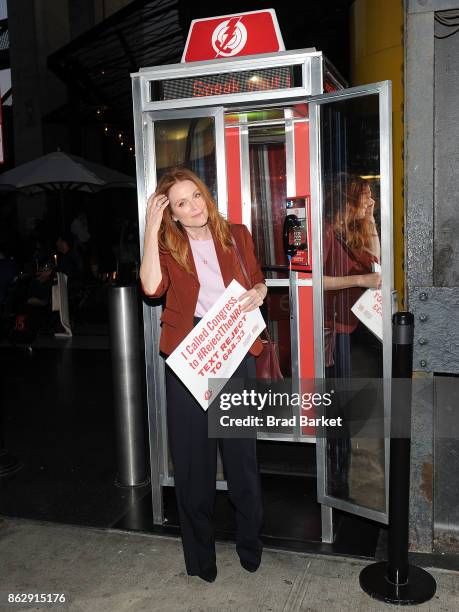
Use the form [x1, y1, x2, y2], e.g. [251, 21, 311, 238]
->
[294, 119, 316, 435]
[225, 127, 242, 223]
[225, 115, 316, 435]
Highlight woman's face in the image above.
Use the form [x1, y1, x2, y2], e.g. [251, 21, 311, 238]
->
[168, 180, 209, 227]
[355, 184, 374, 219]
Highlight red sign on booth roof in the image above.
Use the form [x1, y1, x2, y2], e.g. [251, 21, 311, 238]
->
[182, 10, 285, 63]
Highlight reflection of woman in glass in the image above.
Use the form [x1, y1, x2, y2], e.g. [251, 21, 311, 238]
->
[323, 176, 381, 378]
[323, 176, 381, 499]
[139, 168, 266, 583]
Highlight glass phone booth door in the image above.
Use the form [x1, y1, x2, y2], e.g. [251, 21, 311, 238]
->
[223, 82, 393, 528]
[309, 81, 393, 526]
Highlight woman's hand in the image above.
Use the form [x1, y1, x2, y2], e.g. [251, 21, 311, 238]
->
[145, 192, 169, 235]
[238, 284, 266, 313]
[364, 201, 381, 261]
[358, 272, 381, 289]
[140, 193, 170, 296]
[365, 198, 376, 223]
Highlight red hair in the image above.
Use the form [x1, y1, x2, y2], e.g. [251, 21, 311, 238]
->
[331, 176, 376, 253]
[155, 168, 232, 273]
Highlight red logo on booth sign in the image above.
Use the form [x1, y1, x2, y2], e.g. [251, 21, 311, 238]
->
[182, 10, 285, 63]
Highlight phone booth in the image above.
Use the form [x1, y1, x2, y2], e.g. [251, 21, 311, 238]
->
[132, 36, 393, 542]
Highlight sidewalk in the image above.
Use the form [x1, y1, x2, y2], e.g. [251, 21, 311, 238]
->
[0, 517, 457, 612]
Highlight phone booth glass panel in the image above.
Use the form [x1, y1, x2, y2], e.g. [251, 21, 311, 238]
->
[154, 117, 217, 191]
[320, 93, 385, 513]
[310, 83, 393, 524]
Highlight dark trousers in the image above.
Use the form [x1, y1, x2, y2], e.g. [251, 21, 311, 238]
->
[325, 331, 352, 499]
[165, 355, 263, 575]
[325, 332, 351, 379]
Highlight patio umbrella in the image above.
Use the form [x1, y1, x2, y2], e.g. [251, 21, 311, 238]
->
[0, 151, 136, 230]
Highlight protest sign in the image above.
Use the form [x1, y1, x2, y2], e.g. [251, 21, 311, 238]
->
[166, 279, 266, 410]
[351, 264, 383, 340]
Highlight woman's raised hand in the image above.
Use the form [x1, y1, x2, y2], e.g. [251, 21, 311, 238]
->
[145, 192, 169, 235]
[365, 198, 376, 222]
[358, 272, 381, 289]
[140, 193, 168, 295]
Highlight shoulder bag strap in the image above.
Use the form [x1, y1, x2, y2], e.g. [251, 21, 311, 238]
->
[231, 230, 270, 343]
[230, 232, 251, 288]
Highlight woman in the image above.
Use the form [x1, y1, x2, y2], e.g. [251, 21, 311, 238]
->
[322, 176, 382, 499]
[323, 176, 381, 377]
[139, 168, 267, 583]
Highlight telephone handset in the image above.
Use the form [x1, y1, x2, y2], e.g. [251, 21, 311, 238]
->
[283, 214, 307, 257]
[283, 196, 311, 269]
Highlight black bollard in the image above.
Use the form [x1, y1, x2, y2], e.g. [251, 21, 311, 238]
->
[359, 312, 436, 605]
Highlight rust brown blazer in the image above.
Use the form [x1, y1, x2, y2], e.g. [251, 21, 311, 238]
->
[142, 224, 265, 357]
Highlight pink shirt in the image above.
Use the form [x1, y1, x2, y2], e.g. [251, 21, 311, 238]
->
[189, 238, 226, 317]
[323, 224, 376, 333]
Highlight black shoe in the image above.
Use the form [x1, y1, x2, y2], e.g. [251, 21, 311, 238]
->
[240, 558, 260, 573]
[198, 565, 217, 583]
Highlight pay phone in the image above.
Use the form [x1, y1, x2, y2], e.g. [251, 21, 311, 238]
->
[283, 196, 311, 270]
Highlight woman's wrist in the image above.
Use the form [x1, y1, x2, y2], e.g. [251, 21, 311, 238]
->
[254, 283, 267, 299]
[144, 227, 160, 250]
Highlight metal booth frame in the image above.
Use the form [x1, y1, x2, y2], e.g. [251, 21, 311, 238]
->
[131, 49, 394, 539]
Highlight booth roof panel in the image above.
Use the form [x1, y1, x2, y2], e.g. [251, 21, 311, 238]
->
[134, 48, 320, 78]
